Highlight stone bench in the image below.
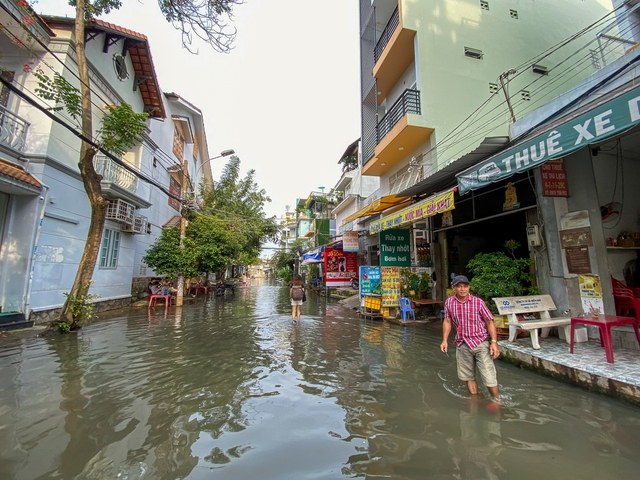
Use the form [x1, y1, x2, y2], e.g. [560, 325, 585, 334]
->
[493, 294, 571, 350]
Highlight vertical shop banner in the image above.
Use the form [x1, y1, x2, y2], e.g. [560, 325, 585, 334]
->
[541, 159, 568, 196]
[359, 266, 381, 303]
[343, 231, 359, 252]
[578, 274, 604, 315]
[324, 247, 357, 287]
[381, 267, 401, 307]
[379, 229, 411, 267]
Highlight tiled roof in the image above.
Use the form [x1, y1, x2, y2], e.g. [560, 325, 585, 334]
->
[91, 19, 165, 119]
[41, 16, 165, 119]
[163, 215, 182, 228]
[0, 159, 42, 188]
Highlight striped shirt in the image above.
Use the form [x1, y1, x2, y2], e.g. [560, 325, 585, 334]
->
[444, 293, 494, 349]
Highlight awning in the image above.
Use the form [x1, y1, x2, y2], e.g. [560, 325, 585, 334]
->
[342, 194, 410, 224]
[0, 159, 42, 195]
[457, 84, 640, 195]
[369, 187, 456, 234]
[302, 246, 324, 264]
[398, 137, 510, 198]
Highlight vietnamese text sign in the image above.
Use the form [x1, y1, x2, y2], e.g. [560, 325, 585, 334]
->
[381, 267, 401, 307]
[541, 159, 568, 196]
[458, 85, 640, 194]
[343, 231, 359, 252]
[359, 266, 381, 305]
[370, 190, 455, 234]
[578, 274, 604, 315]
[379, 229, 411, 267]
[324, 247, 357, 287]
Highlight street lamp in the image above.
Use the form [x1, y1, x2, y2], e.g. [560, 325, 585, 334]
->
[176, 148, 234, 306]
[189, 149, 235, 205]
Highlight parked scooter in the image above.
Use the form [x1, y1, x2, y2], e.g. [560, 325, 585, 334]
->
[351, 277, 359, 290]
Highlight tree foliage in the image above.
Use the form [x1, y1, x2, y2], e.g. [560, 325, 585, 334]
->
[201, 155, 279, 259]
[144, 156, 277, 278]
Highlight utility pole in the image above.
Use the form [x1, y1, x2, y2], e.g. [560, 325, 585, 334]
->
[176, 159, 188, 306]
[499, 69, 518, 126]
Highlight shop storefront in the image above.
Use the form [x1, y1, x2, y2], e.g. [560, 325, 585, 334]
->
[455, 75, 640, 316]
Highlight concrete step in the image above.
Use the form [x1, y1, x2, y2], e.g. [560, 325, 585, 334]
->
[0, 312, 34, 331]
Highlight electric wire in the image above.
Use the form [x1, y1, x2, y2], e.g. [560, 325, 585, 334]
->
[419, 5, 633, 172]
[0, 76, 184, 204]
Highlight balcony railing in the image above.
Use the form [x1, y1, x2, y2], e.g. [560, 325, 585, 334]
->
[93, 155, 138, 194]
[374, 6, 399, 63]
[377, 89, 421, 143]
[0, 105, 29, 152]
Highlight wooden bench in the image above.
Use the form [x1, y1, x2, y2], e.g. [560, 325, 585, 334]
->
[493, 294, 571, 350]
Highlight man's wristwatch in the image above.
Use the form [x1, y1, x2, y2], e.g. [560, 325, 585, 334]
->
[490, 339, 498, 343]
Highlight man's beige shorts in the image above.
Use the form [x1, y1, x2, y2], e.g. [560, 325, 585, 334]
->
[456, 341, 498, 387]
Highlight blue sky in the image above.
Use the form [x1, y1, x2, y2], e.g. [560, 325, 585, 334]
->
[35, 0, 361, 220]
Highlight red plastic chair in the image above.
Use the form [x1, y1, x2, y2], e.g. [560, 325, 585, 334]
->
[614, 289, 635, 317]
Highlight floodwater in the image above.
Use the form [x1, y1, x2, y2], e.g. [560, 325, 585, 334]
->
[1, 281, 640, 479]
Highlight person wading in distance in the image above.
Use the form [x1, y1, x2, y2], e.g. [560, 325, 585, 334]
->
[290, 274, 305, 324]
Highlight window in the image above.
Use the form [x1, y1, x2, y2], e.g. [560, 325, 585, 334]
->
[532, 64, 548, 75]
[99, 228, 120, 268]
[464, 47, 484, 60]
[0, 71, 15, 107]
[172, 125, 185, 160]
[480, 1, 489, 11]
[510, 9, 518, 19]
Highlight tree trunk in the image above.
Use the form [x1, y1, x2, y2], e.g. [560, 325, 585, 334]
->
[58, 0, 107, 325]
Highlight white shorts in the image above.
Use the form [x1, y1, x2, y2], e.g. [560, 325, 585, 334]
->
[291, 299, 303, 306]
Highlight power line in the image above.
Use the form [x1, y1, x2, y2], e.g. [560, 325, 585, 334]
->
[1, 76, 183, 203]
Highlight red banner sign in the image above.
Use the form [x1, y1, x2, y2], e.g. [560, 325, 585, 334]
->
[541, 160, 568, 197]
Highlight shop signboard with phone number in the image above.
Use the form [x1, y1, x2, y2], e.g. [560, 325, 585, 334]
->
[324, 247, 357, 287]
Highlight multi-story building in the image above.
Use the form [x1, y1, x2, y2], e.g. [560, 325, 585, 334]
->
[353, 0, 617, 297]
[358, 0, 614, 200]
[0, 1, 214, 323]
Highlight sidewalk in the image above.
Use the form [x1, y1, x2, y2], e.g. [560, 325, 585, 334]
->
[498, 335, 640, 407]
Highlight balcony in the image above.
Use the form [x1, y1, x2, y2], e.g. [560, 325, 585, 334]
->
[94, 155, 151, 208]
[372, 4, 416, 106]
[362, 90, 433, 176]
[0, 105, 29, 152]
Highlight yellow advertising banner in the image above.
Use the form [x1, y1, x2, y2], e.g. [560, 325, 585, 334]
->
[381, 267, 401, 307]
[369, 189, 455, 234]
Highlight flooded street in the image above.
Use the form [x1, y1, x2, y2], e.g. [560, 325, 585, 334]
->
[1, 281, 640, 479]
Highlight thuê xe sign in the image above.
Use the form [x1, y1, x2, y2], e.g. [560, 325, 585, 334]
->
[457, 85, 640, 194]
[379, 229, 411, 267]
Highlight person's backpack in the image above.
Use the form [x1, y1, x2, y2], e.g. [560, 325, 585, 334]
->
[291, 285, 304, 301]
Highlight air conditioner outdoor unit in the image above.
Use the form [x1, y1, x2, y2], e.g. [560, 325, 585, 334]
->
[133, 215, 147, 234]
[106, 198, 135, 225]
[121, 214, 148, 234]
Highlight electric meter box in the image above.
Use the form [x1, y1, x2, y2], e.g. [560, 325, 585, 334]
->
[527, 224, 542, 247]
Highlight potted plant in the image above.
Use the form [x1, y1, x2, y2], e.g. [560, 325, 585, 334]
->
[466, 240, 539, 329]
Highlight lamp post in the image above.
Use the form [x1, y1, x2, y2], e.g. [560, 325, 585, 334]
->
[176, 149, 234, 307]
[189, 149, 235, 206]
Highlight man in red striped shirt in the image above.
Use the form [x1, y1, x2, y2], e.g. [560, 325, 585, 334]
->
[440, 275, 500, 400]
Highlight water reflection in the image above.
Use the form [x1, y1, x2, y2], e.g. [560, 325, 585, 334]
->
[1, 283, 640, 479]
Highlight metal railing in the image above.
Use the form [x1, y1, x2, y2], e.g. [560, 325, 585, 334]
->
[596, 2, 640, 68]
[0, 105, 29, 152]
[377, 89, 421, 143]
[93, 155, 138, 193]
[374, 5, 399, 63]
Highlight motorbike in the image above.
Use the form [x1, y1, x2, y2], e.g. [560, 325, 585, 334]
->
[351, 277, 359, 290]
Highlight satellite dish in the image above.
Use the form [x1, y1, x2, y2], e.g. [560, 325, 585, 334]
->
[601, 202, 622, 223]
